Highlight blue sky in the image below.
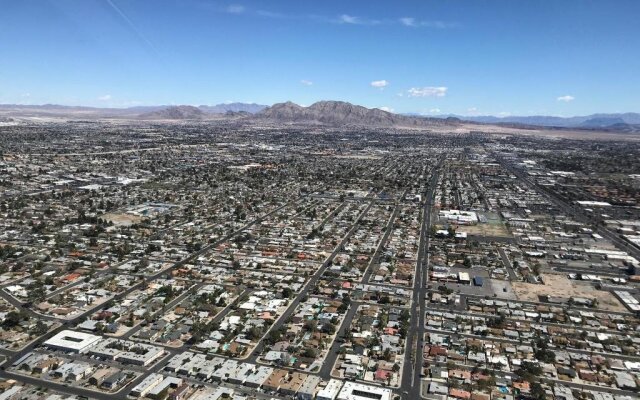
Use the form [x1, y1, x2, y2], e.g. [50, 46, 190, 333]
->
[1, 0, 639, 116]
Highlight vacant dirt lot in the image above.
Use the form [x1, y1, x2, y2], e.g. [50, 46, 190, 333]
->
[458, 223, 511, 238]
[511, 273, 626, 312]
[103, 213, 143, 227]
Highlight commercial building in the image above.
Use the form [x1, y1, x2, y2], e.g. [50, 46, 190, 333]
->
[458, 272, 471, 284]
[44, 330, 102, 353]
[337, 381, 392, 400]
[439, 210, 479, 225]
[88, 338, 165, 366]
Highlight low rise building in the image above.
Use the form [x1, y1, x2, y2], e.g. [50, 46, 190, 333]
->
[44, 330, 102, 353]
[130, 373, 164, 397]
[337, 381, 392, 400]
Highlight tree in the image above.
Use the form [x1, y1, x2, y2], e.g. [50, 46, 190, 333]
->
[437, 285, 453, 295]
[533, 337, 555, 363]
[245, 327, 262, 341]
[487, 315, 506, 328]
[2, 311, 23, 328]
[517, 361, 542, 382]
[31, 320, 49, 336]
[29, 286, 47, 302]
[530, 382, 546, 400]
[303, 320, 317, 332]
[322, 322, 336, 335]
[301, 347, 317, 358]
[282, 287, 293, 299]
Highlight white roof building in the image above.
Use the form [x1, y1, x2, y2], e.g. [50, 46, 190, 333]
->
[130, 373, 164, 397]
[317, 379, 343, 400]
[44, 330, 102, 353]
[147, 377, 183, 398]
[576, 201, 612, 207]
[458, 272, 471, 283]
[439, 209, 479, 225]
[337, 381, 392, 400]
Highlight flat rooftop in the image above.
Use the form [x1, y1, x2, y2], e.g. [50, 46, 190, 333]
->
[44, 330, 102, 352]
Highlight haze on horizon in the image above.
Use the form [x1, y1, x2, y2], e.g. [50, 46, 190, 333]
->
[1, 0, 639, 117]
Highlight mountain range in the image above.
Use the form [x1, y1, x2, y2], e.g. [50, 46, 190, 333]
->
[257, 101, 455, 127]
[0, 102, 267, 119]
[0, 101, 456, 127]
[435, 112, 640, 128]
[0, 101, 638, 132]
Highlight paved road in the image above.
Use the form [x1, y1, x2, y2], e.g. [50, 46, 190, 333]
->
[498, 248, 519, 281]
[554, 266, 626, 278]
[361, 205, 400, 284]
[3, 370, 121, 400]
[402, 157, 443, 400]
[318, 301, 360, 378]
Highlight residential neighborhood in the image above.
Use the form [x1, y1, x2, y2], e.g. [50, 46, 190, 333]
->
[0, 120, 639, 400]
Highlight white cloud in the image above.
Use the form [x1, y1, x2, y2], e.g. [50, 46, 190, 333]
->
[339, 14, 359, 24]
[498, 111, 511, 117]
[337, 14, 380, 25]
[400, 17, 417, 27]
[215, 7, 454, 29]
[377, 106, 394, 112]
[300, 80, 313, 86]
[429, 108, 441, 114]
[256, 10, 285, 18]
[407, 86, 447, 97]
[370, 80, 389, 89]
[557, 95, 575, 102]
[400, 17, 456, 29]
[21, 93, 31, 98]
[226, 4, 245, 14]
[98, 94, 112, 101]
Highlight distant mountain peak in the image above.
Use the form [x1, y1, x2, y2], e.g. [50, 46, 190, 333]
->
[258, 100, 453, 128]
[139, 105, 204, 120]
[198, 103, 267, 114]
[455, 112, 640, 128]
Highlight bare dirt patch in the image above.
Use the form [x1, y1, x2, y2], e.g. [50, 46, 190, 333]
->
[103, 213, 143, 227]
[511, 273, 626, 312]
[458, 223, 511, 238]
